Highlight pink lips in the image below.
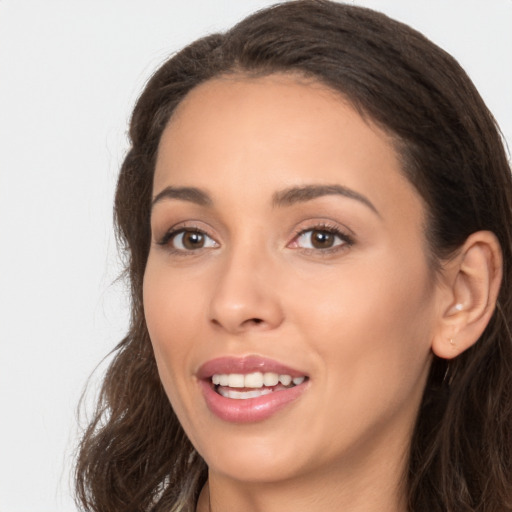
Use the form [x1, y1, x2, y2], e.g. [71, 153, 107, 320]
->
[197, 355, 306, 380]
[197, 356, 309, 423]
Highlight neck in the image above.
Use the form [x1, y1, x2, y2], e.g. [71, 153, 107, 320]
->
[197, 444, 409, 512]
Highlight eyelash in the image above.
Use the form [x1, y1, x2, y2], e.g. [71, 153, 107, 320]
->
[157, 226, 217, 254]
[291, 223, 354, 254]
[156, 222, 354, 255]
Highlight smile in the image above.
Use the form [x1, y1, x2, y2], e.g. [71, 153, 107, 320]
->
[197, 357, 309, 422]
[212, 372, 306, 399]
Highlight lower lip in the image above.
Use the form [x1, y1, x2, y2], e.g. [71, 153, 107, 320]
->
[199, 380, 307, 423]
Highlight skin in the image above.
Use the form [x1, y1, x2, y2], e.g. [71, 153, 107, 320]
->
[143, 74, 454, 512]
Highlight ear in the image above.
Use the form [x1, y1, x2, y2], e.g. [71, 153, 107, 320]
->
[432, 231, 503, 359]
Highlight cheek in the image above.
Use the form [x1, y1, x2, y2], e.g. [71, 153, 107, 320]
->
[142, 261, 207, 402]
[287, 253, 436, 415]
[143, 256, 210, 343]
[143, 265, 218, 448]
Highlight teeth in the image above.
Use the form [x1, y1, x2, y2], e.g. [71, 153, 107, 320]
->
[218, 388, 273, 399]
[211, 372, 306, 389]
[244, 372, 263, 388]
[279, 374, 292, 386]
[228, 374, 245, 388]
[263, 372, 279, 386]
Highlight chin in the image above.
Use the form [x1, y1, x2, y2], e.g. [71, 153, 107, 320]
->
[193, 425, 314, 483]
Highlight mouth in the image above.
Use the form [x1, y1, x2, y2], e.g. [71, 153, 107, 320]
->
[197, 356, 309, 422]
[211, 372, 307, 400]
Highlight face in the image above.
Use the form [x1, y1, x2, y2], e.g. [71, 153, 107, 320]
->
[143, 74, 441, 485]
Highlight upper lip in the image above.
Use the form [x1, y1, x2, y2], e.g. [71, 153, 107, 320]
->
[197, 355, 308, 380]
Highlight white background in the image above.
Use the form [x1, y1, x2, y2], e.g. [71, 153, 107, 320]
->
[0, 1, 510, 511]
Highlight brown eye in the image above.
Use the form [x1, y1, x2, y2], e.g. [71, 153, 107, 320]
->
[294, 227, 351, 251]
[181, 231, 205, 249]
[310, 230, 335, 249]
[170, 229, 218, 251]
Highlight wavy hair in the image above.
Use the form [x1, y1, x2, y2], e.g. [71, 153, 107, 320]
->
[75, 1, 512, 511]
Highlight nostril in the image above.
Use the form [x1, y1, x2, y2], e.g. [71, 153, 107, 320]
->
[210, 317, 264, 329]
[239, 318, 265, 328]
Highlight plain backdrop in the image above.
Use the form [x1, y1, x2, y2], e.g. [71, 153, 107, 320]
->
[0, 1, 510, 510]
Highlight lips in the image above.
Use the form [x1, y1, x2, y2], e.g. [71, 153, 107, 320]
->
[197, 356, 309, 423]
[197, 356, 307, 380]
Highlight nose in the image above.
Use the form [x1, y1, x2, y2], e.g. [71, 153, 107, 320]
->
[208, 246, 284, 334]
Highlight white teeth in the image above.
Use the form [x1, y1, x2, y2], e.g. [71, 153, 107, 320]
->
[244, 372, 264, 388]
[263, 372, 279, 386]
[211, 371, 306, 389]
[218, 388, 273, 399]
[228, 374, 245, 388]
[279, 374, 292, 386]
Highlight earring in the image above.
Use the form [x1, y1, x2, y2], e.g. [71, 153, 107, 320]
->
[449, 338, 455, 345]
[453, 303, 463, 312]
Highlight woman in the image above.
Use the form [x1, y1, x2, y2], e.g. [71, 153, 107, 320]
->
[75, 1, 512, 511]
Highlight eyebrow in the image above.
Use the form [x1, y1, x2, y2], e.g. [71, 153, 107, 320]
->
[272, 184, 379, 215]
[151, 186, 213, 209]
[151, 183, 379, 216]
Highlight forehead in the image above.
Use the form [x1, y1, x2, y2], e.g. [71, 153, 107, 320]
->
[153, 73, 423, 226]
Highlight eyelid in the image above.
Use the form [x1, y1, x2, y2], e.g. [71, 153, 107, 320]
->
[156, 221, 219, 250]
[288, 221, 355, 252]
[153, 219, 354, 255]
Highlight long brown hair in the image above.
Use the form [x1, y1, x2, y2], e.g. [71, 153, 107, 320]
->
[75, 2, 512, 511]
